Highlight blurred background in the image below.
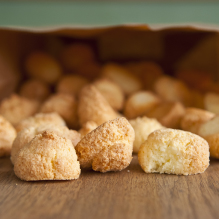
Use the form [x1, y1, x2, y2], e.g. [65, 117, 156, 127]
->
[0, 1, 219, 27]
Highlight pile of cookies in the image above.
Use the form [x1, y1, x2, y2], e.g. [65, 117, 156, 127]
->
[0, 42, 218, 181]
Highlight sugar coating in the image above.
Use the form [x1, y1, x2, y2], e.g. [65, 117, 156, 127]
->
[11, 124, 81, 164]
[14, 131, 81, 181]
[204, 92, 219, 114]
[79, 121, 98, 138]
[16, 112, 66, 133]
[129, 117, 164, 153]
[101, 63, 142, 95]
[93, 78, 125, 111]
[146, 101, 185, 129]
[124, 91, 160, 119]
[75, 117, 135, 172]
[19, 79, 51, 102]
[138, 129, 209, 175]
[56, 74, 89, 96]
[0, 115, 16, 157]
[181, 108, 215, 134]
[0, 94, 39, 126]
[40, 93, 79, 129]
[154, 76, 191, 106]
[25, 51, 62, 84]
[78, 85, 118, 126]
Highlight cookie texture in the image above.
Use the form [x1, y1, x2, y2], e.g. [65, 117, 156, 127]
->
[75, 117, 135, 172]
[0, 115, 16, 157]
[138, 129, 209, 175]
[11, 124, 81, 164]
[78, 85, 118, 126]
[14, 131, 81, 181]
[129, 117, 164, 153]
[16, 112, 65, 133]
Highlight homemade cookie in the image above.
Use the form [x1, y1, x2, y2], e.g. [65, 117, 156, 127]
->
[11, 124, 81, 164]
[75, 117, 135, 172]
[14, 131, 81, 181]
[138, 129, 209, 175]
[78, 85, 118, 126]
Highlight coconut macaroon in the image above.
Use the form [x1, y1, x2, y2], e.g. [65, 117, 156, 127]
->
[75, 117, 135, 172]
[154, 76, 191, 106]
[198, 116, 219, 158]
[56, 74, 89, 96]
[101, 63, 142, 95]
[14, 131, 81, 181]
[78, 85, 118, 126]
[129, 117, 164, 153]
[204, 92, 219, 114]
[146, 101, 185, 129]
[124, 91, 160, 119]
[25, 51, 62, 84]
[60, 43, 95, 71]
[16, 112, 65, 133]
[138, 129, 209, 175]
[11, 124, 81, 164]
[40, 93, 79, 129]
[93, 78, 125, 111]
[79, 121, 98, 138]
[19, 79, 51, 102]
[0, 94, 39, 126]
[181, 108, 215, 134]
[0, 116, 16, 157]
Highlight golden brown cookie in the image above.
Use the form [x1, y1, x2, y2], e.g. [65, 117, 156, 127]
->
[138, 129, 209, 175]
[14, 131, 81, 181]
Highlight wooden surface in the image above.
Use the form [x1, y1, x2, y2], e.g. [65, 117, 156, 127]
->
[1, 155, 219, 219]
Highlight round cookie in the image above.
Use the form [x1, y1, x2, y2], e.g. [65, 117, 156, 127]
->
[14, 131, 81, 181]
[138, 129, 209, 175]
[11, 124, 81, 164]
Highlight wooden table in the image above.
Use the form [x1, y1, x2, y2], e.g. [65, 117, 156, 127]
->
[1, 155, 219, 219]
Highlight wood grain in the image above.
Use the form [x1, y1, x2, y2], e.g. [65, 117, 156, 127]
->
[1, 155, 219, 219]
